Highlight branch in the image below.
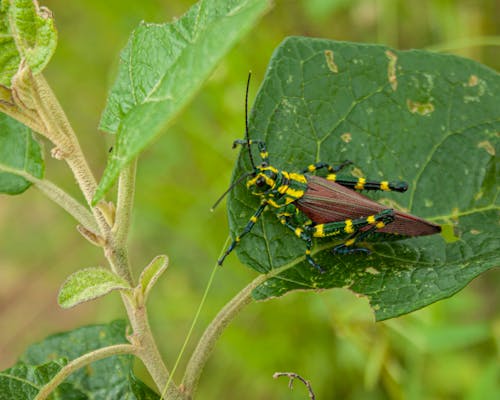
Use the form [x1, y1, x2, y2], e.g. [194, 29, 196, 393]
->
[0, 163, 97, 233]
[273, 372, 316, 400]
[182, 274, 267, 397]
[34, 344, 136, 400]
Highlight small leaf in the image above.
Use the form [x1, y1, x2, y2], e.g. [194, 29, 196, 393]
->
[138, 255, 168, 302]
[58, 267, 131, 308]
[0, 113, 44, 194]
[227, 37, 499, 320]
[93, 0, 270, 204]
[0, 0, 57, 87]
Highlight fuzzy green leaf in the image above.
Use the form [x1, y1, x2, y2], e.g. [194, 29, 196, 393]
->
[138, 255, 168, 303]
[12, 320, 157, 399]
[0, 0, 57, 87]
[227, 37, 499, 320]
[58, 267, 131, 308]
[93, 0, 270, 204]
[0, 360, 71, 400]
[0, 113, 44, 194]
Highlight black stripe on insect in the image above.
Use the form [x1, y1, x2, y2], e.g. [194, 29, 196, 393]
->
[214, 73, 441, 273]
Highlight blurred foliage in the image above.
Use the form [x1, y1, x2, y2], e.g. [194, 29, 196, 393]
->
[0, 0, 498, 399]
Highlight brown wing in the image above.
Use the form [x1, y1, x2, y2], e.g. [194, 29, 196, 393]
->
[296, 175, 441, 236]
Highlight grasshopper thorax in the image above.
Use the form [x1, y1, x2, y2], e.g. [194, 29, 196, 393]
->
[246, 162, 308, 208]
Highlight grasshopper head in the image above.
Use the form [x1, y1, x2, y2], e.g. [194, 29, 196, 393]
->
[247, 163, 279, 195]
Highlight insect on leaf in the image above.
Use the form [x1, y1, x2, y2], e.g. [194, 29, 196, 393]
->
[227, 37, 499, 320]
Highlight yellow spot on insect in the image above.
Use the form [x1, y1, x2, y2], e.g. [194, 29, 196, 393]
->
[380, 181, 390, 191]
[326, 174, 337, 181]
[407, 99, 435, 116]
[294, 227, 303, 237]
[344, 219, 354, 234]
[313, 224, 324, 237]
[385, 50, 398, 91]
[324, 50, 338, 73]
[286, 188, 304, 199]
[250, 216, 258, 223]
[376, 221, 386, 229]
[235, 236, 241, 242]
[308, 164, 316, 172]
[268, 199, 280, 208]
[260, 151, 269, 159]
[367, 215, 376, 224]
[277, 185, 288, 194]
[262, 165, 279, 174]
[477, 140, 495, 156]
[341, 132, 352, 143]
[355, 177, 366, 190]
[345, 238, 356, 246]
[305, 249, 311, 255]
[289, 172, 307, 183]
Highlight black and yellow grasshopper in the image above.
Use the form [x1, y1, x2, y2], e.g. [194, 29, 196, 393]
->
[217, 75, 441, 272]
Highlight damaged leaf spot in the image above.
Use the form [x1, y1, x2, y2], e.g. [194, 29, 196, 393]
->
[341, 132, 352, 143]
[385, 50, 398, 91]
[477, 140, 495, 156]
[324, 50, 338, 73]
[467, 75, 479, 86]
[407, 99, 434, 116]
[464, 75, 487, 103]
[351, 167, 364, 178]
[441, 224, 460, 243]
[365, 267, 380, 275]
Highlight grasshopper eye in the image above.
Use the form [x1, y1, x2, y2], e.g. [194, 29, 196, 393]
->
[255, 176, 266, 187]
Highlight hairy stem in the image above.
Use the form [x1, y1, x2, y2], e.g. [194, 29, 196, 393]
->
[0, 163, 97, 233]
[25, 74, 175, 396]
[34, 344, 136, 400]
[34, 178, 98, 233]
[123, 296, 183, 399]
[30, 73, 109, 235]
[182, 274, 267, 398]
[113, 158, 137, 261]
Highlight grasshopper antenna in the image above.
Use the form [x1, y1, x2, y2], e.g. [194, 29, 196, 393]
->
[210, 172, 253, 211]
[211, 73, 256, 212]
[245, 71, 257, 170]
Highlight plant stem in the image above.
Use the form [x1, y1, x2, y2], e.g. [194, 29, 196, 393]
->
[113, 158, 137, 247]
[21, 73, 179, 397]
[182, 274, 267, 398]
[123, 296, 184, 399]
[34, 344, 136, 400]
[34, 178, 98, 233]
[0, 163, 97, 233]
[30, 73, 110, 234]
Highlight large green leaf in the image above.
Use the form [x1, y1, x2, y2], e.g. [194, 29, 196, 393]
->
[0, 0, 57, 87]
[0, 360, 76, 400]
[0, 113, 44, 194]
[12, 320, 157, 399]
[227, 37, 499, 320]
[93, 0, 270, 204]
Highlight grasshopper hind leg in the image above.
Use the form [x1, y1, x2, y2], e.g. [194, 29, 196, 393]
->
[332, 209, 395, 255]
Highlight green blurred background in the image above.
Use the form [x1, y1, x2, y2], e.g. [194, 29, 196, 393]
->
[0, 0, 498, 398]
